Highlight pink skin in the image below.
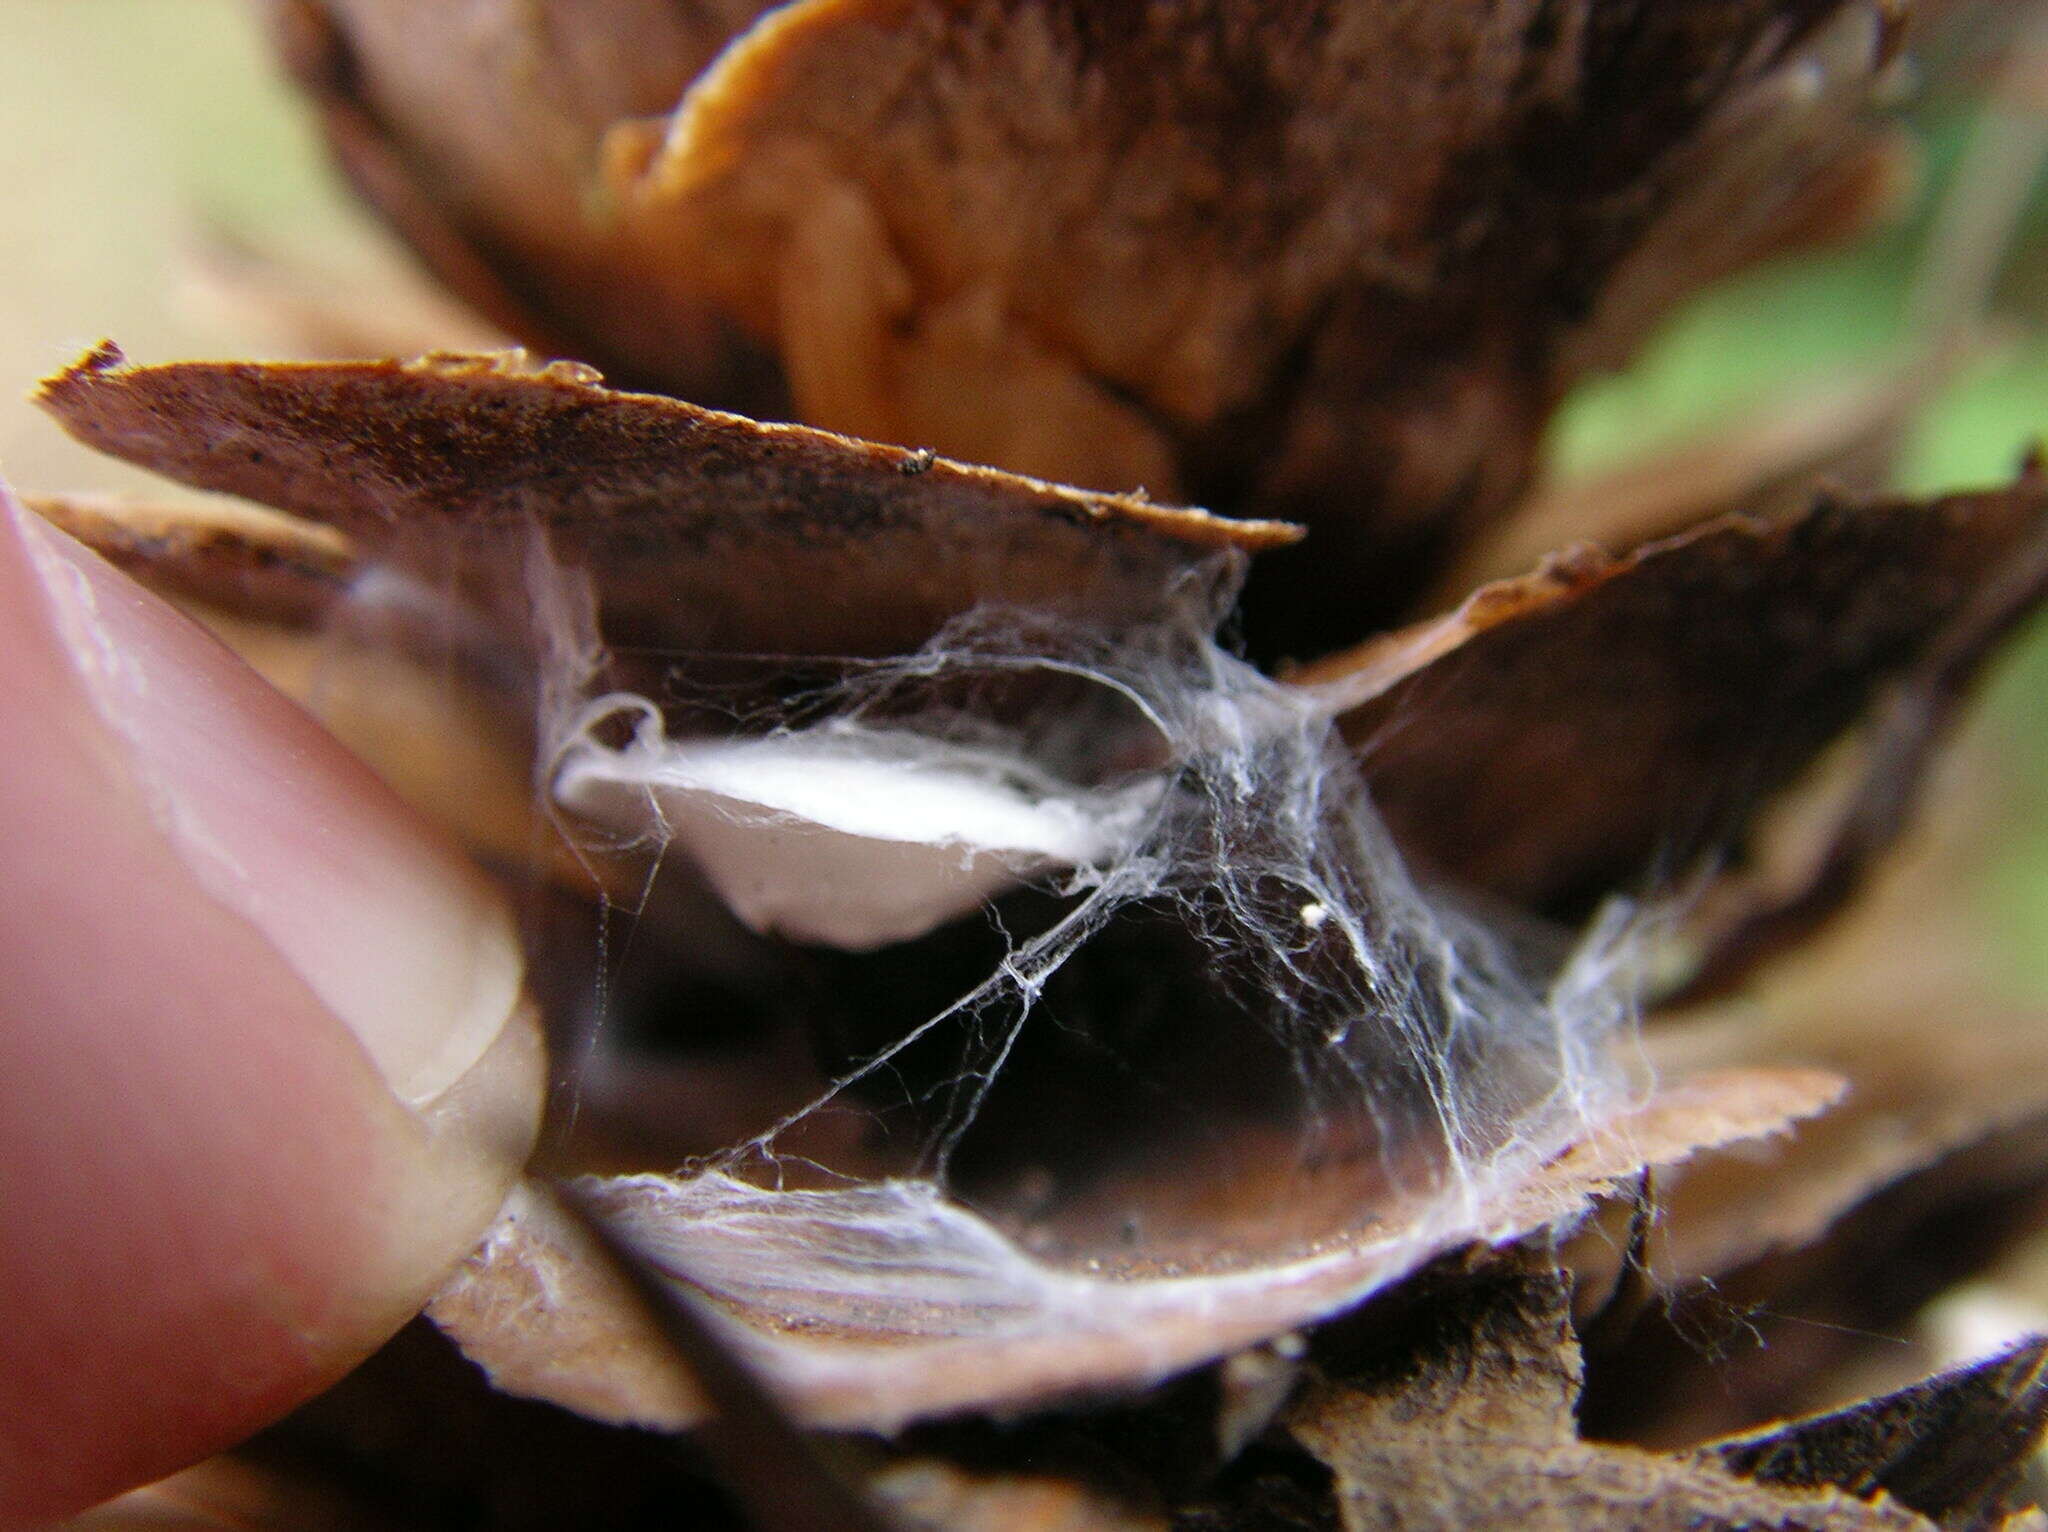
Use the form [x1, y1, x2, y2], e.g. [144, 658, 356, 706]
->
[0, 486, 541, 1526]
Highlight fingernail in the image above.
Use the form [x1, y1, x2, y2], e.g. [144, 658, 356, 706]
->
[6, 495, 523, 1107]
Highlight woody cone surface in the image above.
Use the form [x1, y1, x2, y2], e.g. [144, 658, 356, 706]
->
[45, 2, 2048, 1527]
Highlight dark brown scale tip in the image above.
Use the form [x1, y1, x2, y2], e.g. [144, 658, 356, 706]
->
[75, 339, 125, 376]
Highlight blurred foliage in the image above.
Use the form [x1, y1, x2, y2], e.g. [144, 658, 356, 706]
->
[1555, 109, 2048, 494]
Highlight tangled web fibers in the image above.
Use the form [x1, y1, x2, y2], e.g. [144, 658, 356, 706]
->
[539, 546, 1641, 1311]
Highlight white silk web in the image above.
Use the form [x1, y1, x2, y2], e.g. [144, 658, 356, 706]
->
[537, 546, 1641, 1248]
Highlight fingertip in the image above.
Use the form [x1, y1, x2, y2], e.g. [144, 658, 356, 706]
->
[0, 488, 543, 1523]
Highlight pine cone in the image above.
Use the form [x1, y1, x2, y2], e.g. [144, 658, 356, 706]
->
[19, 2, 2048, 1527]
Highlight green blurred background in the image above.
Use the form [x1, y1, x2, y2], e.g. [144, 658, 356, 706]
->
[0, 1, 388, 495]
[2, 0, 2044, 982]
